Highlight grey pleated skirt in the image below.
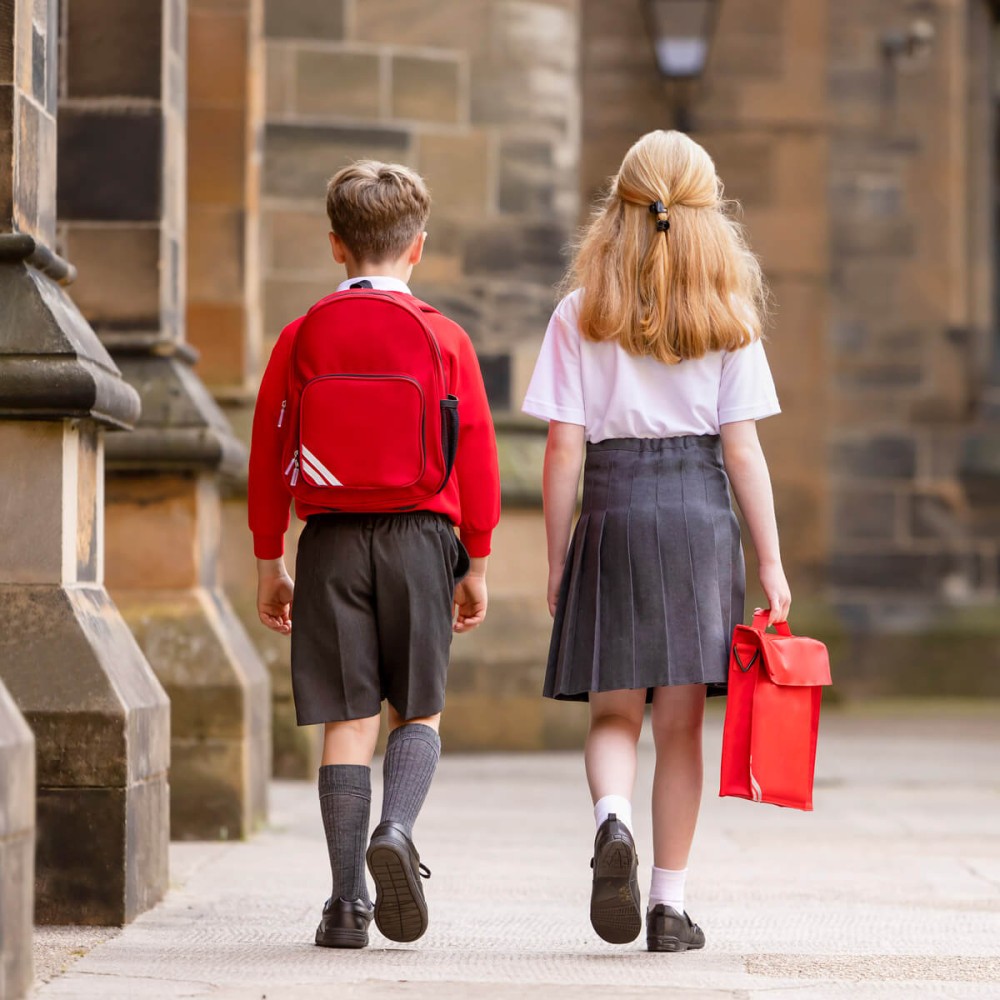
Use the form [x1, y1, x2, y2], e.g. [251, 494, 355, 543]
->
[544, 435, 744, 701]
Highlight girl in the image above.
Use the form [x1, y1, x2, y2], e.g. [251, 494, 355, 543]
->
[522, 130, 791, 952]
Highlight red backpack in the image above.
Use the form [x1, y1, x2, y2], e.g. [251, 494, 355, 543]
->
[278, 288, 459, 512]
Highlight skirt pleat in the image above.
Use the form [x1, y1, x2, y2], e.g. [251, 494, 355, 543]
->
[544, 435, 743, 701]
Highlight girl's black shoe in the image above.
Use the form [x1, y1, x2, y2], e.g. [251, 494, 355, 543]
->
[315, 896, 373, 949]
[590, 813, 641, 943]
[646, 904, 706, 952]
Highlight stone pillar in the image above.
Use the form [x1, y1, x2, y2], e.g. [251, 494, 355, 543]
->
[57, 0, 270, 839]
[0, 3, 36, 968]
[0, 0, 170, 926]
[0, 683, 34, 997]
[186, 0, 262, 396]
[186, 0, 304, 778]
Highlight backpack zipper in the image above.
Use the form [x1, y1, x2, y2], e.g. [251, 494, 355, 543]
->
[277, 399, 286, 428]
[285, 449, 299, 486]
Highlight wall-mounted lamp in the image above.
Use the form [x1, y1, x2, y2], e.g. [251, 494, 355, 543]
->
[881, 17, 936, 69]
[642, 0, 719, 132]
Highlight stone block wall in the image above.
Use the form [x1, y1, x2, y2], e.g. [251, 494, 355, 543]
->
[582, 0, 1000, 692]
[259, 0, 580, 409]
[216, 0, 1000, 719]
[187, 0, 262, 393]
[0, 0, 58, 243]
[57, 0, 186, 348]
[826, 0, 1000, 627]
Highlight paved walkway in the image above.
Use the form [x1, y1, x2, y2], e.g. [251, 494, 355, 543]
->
[34, 703, 1000, 998]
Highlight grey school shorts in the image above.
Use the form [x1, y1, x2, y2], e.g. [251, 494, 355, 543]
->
[290, 512, 470, 725]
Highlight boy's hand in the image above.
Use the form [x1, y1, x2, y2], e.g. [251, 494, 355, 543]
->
[453, 572, 488, 633]
[257, 558, 294, 635]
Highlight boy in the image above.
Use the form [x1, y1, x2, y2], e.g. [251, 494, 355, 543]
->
[248, 161, 501, 948]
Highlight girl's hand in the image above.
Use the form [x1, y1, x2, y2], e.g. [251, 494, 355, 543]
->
[759, 561, 791, 625]
[547, 564, 565, 618]
[257, 560, 294, 635]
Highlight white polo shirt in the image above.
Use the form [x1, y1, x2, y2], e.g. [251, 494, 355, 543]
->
[336, 275, 412, 293]
[522, 289, 780, 443]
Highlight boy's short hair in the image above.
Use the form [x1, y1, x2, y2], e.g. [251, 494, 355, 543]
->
[326, 160, 431, 263]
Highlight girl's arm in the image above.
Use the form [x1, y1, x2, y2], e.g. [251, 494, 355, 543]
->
[543, 420, 586, 616]
[720, 420, 791, 625]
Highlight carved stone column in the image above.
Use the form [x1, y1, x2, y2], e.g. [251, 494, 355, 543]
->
[57, 0, 270, 839]
[0, 0, 169, 927]
[0, 677, 34, 995]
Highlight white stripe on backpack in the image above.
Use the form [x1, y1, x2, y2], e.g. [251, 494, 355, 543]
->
[301, 445, 343, 487]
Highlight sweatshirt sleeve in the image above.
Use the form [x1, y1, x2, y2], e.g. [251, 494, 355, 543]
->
[248, 321, 299, 559]
[452, 331, 501, 558]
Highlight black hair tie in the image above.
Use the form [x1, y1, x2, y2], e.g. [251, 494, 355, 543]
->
[649, 200, 670, 233]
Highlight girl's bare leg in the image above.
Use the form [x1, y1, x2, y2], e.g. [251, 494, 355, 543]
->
[650, 684, 706, 870]
[585, 688, 647, 813]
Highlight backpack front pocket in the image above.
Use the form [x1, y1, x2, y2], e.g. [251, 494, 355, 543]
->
[298, 375, 426, 489]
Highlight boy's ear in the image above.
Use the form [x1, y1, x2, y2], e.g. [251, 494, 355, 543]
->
[408, 231, 427, 266]
[329, 232, 348, 264]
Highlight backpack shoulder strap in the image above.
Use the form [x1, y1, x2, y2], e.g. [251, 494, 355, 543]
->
[407, 295, 440, 316]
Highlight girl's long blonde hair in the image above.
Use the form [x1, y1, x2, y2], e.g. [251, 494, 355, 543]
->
[564, 130, 767, 364]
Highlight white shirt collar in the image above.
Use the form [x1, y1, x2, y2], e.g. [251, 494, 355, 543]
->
[336, 275, 411, 294]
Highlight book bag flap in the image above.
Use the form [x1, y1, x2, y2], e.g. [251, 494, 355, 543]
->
[759, 633, 832, 686]
[732, 624, 832, 687]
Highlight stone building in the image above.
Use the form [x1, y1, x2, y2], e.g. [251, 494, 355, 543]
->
[2, 0, 1000, 992]
[215, 0, 1000, 759]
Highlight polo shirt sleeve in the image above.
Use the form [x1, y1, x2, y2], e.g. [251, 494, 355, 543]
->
[521, 303, 586, 426]
[718, 338, 781, 425]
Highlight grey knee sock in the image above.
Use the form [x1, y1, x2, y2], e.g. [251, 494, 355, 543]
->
[318, 764, 371, 905]
[379, 724, 441, 838]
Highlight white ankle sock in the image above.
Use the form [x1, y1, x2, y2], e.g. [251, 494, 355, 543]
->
[593, 794, 632, 832]
[648, 866, 687, 913]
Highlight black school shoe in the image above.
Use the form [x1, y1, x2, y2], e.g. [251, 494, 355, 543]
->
[315, 897, 374, 949]
[646, 904, 706, 952]
[590, 813, 642, 944]
[366, 821, 431, 943]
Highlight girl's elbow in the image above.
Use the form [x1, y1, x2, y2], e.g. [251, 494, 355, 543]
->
[722, 441, 761, 472]
[546, 435, 584, 464]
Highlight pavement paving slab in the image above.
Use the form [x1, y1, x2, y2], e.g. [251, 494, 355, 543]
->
[32, 704, 1000, 999]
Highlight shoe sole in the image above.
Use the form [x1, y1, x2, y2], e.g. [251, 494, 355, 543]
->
[315, 927, 368, 949]
[367, 841, 428, 943]
[647, 935, 705, 953]
[590, 838, 641, 944]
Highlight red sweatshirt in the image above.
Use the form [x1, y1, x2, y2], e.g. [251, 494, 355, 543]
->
[248, 292, 501, 560]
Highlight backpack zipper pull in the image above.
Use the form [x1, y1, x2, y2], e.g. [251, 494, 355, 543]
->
[284, 449, 299, 482]
[277, 400, 287, 428]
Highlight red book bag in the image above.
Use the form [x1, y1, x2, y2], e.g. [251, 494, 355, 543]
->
[278, 288, 459, 512]
[719, 610, 833, 811]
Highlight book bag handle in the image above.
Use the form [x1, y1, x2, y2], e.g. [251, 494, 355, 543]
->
[751, 608, 792, 636]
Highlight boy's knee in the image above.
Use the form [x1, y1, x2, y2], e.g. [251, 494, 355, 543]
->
[387, 706, 441, 732]
[325, 715, 380, 738]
